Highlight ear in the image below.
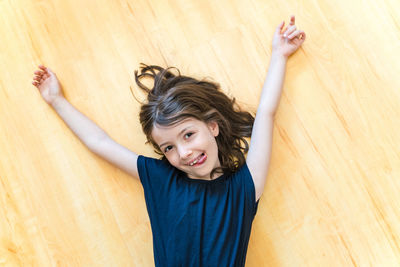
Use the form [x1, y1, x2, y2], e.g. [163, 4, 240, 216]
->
[207, 120, 219, 137]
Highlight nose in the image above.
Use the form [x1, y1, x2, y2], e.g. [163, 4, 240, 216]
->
[178, 145, 193, 160]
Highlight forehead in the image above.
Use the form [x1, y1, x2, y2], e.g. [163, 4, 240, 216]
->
[151, 118, 205, 145]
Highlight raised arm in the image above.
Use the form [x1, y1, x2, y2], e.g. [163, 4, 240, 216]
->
[246, 16, 306, 202]
[51, 97, 139, 179]
[32, 66, 139, 179]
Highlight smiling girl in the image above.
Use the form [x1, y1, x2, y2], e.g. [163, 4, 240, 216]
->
[32, 15, 305, 267]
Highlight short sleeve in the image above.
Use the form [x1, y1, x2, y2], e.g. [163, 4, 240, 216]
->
[136, 155, 179, 202]
[137, 155, 170, 188]
[238, 162, 260, 217]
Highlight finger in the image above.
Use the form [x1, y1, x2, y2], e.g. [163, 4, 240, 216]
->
[288, 29, 302, 39]
[277, 20, 287, 36]
[289, 15, 295, 25]
[298, 30, 306, 41]
[39, 65, 47, 73]
[277, 21, 285, 33]
[34, 76, 41, 81]
[284, 25, 297, 37]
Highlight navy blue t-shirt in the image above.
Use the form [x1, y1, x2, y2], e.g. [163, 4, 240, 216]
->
[137, 155, 259, 267]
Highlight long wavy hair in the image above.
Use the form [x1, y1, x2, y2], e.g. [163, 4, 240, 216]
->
[133, 63, 255, 177]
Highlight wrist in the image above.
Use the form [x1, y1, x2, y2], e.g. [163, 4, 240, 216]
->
[271, 51, 288, 62]
[51, 96, 66, 110]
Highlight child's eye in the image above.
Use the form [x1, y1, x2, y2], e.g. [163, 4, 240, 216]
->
[184, 132, 194, 139]
[164, 145, 173, 153]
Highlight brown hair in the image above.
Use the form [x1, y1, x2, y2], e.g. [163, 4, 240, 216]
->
[133, 63, 255, 177]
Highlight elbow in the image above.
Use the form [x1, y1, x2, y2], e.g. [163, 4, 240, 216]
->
[257, 104, 277, 119]
[265, 110, 276, 120]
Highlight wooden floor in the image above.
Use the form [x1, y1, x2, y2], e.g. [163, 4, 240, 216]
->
[1, 0, 400, 265]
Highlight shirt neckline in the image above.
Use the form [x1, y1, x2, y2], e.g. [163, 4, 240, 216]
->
[180, 171, 227, 183]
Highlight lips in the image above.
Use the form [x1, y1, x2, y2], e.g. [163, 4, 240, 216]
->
[188, 153, 205, 166]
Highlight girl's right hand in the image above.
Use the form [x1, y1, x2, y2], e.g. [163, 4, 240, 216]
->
[32, 65, 64, 105]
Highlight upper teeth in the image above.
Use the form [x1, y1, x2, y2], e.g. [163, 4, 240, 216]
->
[190, 159, 198, 166]
[189, 155, 202, 166]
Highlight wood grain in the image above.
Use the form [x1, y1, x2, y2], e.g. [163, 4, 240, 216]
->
[1, 0, 399, 265]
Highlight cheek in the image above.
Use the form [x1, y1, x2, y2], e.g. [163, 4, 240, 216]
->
[210, 139, 219, 155]
[202, 135, 219, 159]
[206, 132, 218, 147]
[200, 132, 216, 147]
[165, 153, 179, 166]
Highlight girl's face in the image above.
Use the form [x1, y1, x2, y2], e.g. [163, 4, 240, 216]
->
[151, 117, 222, 180]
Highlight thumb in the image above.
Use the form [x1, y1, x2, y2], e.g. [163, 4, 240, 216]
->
[46, 67, 58, 80]
[46, 67, 55, 75]
[276, 21, 285, 34]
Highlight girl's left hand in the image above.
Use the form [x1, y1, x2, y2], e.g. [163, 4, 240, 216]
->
[272, 15, 306, 59]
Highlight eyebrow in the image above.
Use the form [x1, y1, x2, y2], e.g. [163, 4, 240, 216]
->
[159, 126, 194, 149]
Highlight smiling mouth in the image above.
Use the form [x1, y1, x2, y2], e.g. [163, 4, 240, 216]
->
[188, 153, 206, 166]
